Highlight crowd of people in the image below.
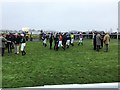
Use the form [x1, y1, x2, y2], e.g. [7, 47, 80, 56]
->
[0, 33, 26, 56]
[0, 31, 111, 57]
[41, 32, 84, 51]
[93, 32, 110, 52]
[41, 31, 110, 52]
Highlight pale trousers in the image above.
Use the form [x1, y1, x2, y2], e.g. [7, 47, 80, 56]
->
[58, 41, 63, 47]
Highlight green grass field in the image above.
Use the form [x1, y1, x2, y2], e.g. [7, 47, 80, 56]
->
[2, 39, 119, 88]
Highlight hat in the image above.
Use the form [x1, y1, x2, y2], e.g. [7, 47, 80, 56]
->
[21, 34, 24, 36]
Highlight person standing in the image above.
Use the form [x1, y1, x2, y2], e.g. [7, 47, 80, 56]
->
[93, 32, 97, 50]
[54, 33, 59, 50]
[66, 33, 71, 48]
[49, 33, 53, 49]
[62, 33, 67, 50]
[78, 32, 83, 46]
[103, 32, 110, 52]
[43, 33, 47, 47]
[30, 32, 33, 41]
[0, 34, 10, 56]
[100, 33, 104, 49]
[39, 30, 44, 41]
[6, 33, 14, 54]
[14, 33, 21, 54]
[70, 33, 74, 46]
[57, 33, 65, 50]
[96, 32, 101, 52]
[20, 34, 26, 56]
[53, 32, 57, 50]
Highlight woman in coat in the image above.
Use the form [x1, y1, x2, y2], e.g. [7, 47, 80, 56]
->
[20, 34, 26, 56]
[96, 32, 102, 52]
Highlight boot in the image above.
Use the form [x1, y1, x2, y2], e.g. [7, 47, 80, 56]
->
[81, 42, 83, 45]
[45, 44, 47, 47]
[23, 51, 26, 55]
[22, 51, 24, 56]
[62, 47, 65, 50]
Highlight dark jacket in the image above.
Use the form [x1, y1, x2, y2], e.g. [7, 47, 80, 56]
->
[21, 37, 26, 43]
[15, 36, 21, 44]
[49, 34, 53, 43]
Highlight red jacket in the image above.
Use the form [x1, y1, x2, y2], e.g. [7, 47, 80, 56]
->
[59, 35, 62, 41]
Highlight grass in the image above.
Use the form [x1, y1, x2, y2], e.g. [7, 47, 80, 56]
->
[2, 39, 119, 88]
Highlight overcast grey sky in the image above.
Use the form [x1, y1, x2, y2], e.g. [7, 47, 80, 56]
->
[1, 0, 119, 32]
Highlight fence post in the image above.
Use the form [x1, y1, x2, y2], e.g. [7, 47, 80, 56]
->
[117, 28, 119, 40]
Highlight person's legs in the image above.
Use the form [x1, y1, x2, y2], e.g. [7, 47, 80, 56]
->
[80, 41, 83, 45]
[62, 46, 65, 50]
[68, 40, 70, 48]
[2, 48, 5, 56]
[98, 45, 99, 51]
[66, 42, 69, 48]
[79, 38, 83, 45]
[44, 39, 47, 47]
[7, 43, 10, 53]
[45, 43, 47, 47]
[73, 39, 74, 46]
[61, 42, 65, 50]
[50, 42, 52, 49]
[94, 43, 96, 50]
[96, 45, 98, 51]
[14, 45, 16, 54]
[105, 44, 109, 52]
[21, 44, 26, 56]
[96, 45, 99, 52]
[54, 42, 56, 50]
[17, 45, 19, 54]
[0, 48, 2, 56]
[43, 39, 45, 46]
[10, 43, 12, 53]
[71, 39, 73, 46]
[23, 50, 26, 55]
[58, 41, 60, 50]
[106, 44, 108, 52]
[104, 44, 107, 52]
[101, 40, 103, 48]
[60, 41, 63, 47]
[21, 51, 24, 55]
[22, 49, 26, 56]
[51, 42, 52, 49]
[55, 42, 58, 50]
[66, 40, 69, 48]
[64, 42, 66, 50]
[78, 40, 80, 46]
[98, 45, 100, 51]
[58, 41, 61, 47]
[0, 48, 3, 56]
[14, 45, 17, 54]
[68, 40, 70, 45]
[71, 39, 74, 46]
[54, 45, 55, 50]
[63, 41, 66, 49]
